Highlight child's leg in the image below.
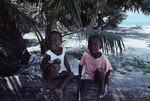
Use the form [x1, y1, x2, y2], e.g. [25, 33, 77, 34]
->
[55, 71, 74, 101]
[104, 70, 111, 93]
[94, 68, 106, 98]
[105, 70, 111, 85]
[80, 80, 92, 101]
[57, 71, 74, 90]
[44, 64, 60, 90]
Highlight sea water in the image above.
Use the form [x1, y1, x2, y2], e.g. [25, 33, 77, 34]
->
[119, 22, 150, 26]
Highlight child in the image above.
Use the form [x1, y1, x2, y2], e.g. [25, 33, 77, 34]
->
[40, 31, 74, 101]
[78, 35, 113, 101]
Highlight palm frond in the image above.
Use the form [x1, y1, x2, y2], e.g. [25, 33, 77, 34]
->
[65, 0, 82, 26]
[0, 0, 44, 49]
[41, 0, 82, 30]
[63, 29, 125, 55]
[129, 0, 150, 15]
[139, 0, 150, 15]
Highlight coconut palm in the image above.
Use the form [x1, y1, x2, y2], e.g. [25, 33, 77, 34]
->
[41, 0, 82, 34]
[39, 0, 83, 53]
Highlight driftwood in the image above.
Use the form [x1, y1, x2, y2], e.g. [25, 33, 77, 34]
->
[0, 74, 150, 101]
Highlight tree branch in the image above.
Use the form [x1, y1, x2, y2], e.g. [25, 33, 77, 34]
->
[83, 0, 107, 30]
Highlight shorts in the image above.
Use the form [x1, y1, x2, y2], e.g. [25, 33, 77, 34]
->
[81, 73, 94, 81]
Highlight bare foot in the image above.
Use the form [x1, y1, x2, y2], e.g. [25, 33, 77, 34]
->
[104, 84, 108, 94]
[99, 87, 105, 99]
[99, 94, 105, 99]
[55, 88, 63, 101]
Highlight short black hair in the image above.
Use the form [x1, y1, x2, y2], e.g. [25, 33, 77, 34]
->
[47, 31, 62, 41]
[88, 34, 103, 47]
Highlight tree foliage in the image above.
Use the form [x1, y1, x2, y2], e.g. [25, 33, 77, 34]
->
[1, 0, 150, 54]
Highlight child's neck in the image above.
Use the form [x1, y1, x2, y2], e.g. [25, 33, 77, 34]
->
[91, 52, 102, 59]
[51, 47, 62, 55]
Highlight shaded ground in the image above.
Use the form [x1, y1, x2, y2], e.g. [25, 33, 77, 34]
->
[0, 74, 150, 101]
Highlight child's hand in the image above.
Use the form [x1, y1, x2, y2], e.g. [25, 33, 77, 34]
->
[53, 58, 61, 64]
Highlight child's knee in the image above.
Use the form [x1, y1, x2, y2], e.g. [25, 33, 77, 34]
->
[96, 68, 104, 72]
[96, 68, 106, 76]
[68, 72, 74, 79]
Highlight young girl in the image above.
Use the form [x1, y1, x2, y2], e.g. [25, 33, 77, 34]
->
[40, 31, 74, 101]
[78, 35, 113, 101]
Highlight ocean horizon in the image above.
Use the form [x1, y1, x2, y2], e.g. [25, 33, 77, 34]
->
[119, 22, 150, 26]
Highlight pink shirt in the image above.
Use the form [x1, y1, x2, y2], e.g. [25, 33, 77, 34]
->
[79, 52, 113, 80]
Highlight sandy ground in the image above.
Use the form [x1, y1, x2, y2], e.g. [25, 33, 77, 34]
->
[106, 26, 150, 61]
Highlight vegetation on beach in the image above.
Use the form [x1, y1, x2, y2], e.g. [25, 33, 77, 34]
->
[130, 25, 143, 30]
[110, 56, 150, 74]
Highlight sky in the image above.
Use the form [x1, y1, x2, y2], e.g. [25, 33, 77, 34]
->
[123, 11, 150, 22]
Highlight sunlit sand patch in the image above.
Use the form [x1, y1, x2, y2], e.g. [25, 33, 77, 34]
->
[27, 75, 32, 81]
[14, 76, 22, 88]
[5, 77, 15, 94]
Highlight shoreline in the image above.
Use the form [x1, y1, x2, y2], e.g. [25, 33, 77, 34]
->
[119, 25, 150, 27]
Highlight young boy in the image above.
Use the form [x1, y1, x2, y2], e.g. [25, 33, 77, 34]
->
[40, 31, 74, 101]
[78, 35, 113, 101]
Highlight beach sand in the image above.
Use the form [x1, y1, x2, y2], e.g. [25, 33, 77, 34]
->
[106, 26, 150, 61]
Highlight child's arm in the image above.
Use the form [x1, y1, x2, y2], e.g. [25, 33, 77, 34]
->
[64, 54, 71, 72]
[41, 53, 62, 70]
[78, 65, 83, 79]
[40, 54, 50, 70]
[41, 55, 61, 70]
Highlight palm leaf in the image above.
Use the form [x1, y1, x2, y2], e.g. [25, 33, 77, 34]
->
[65, 0, 82, 26]
[0, 0, 44, 48]
[126, 0, 150, 15]
[63, 29, 125, 55]
[41, 0, 82, 31]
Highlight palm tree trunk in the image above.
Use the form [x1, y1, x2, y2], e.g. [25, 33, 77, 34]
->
[99, 7, 104, 28]
[83, 0, 107, 30]
[102, 14, 124, 30]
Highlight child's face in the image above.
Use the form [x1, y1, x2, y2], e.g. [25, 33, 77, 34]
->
[48, 34, 61, 50]
[88, 38, 101, 54]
